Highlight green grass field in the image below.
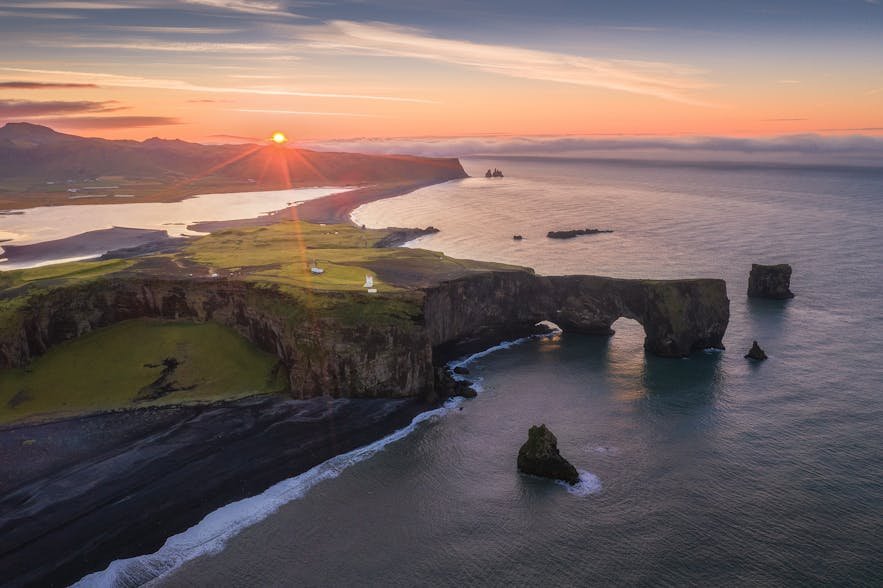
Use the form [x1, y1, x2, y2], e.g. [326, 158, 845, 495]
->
[0, 219, 525, 424]
[0, 319, 286, 425]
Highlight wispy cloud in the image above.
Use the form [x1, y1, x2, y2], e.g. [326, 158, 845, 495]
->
[777, 80, 801, 84]
[233, 108, 391, 118]
[100, 25, 242, 34]
[182, 0, 300, 17]
[206, 133, 263, 143]
[0, 9, 84, 19]
[0, 99, 121, 117]
[0, 0, 302, 17]
[1, 2, 144, 9]
[292, 20, 713, 105]
[41, 115, 182, 128]
[0, 67, 437, 103]
[761, 117, 808, 122]
[0, 81, 98, 89]
[44, 40, 278, 53]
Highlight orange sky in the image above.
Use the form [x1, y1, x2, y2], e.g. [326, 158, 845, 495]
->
[0, 3, 881, 143]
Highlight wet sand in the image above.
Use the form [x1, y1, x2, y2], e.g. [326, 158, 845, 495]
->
[189, 179, 453, 231]
[0, 395, 430, 586]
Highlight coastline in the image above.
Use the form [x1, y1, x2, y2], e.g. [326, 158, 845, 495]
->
[0, 394, 433, 586]
[0, 172, 469, 585]
[189, 178, 456, 231]
[0, 179, 457, 271]
[72, 330, 550, 587]
[0, 322, 550, 587]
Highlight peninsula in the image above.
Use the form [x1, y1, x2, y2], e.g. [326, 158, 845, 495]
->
[0, 127, 730, 586]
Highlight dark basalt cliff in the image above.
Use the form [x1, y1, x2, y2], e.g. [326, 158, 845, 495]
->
[0, 269, 729, 400]
[0, 279, 434, 399]
[423, 271, 729, 359]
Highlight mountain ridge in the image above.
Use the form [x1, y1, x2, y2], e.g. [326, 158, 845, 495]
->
[0, 123, 469, 187]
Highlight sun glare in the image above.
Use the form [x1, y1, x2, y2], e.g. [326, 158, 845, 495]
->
[271, 132, 288, 144]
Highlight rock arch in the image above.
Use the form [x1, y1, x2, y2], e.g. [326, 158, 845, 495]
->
[423, 272, 729, 358]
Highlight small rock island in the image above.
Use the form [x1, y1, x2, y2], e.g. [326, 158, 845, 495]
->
[547, 228, 613, 239]
[485, 168, 504, 178]
[517, 424, 579, 485]
[745, 340, 768, 360]
[748, 263, 794, 299]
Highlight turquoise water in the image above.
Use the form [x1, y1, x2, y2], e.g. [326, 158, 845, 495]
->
[156, 158, 881, 585]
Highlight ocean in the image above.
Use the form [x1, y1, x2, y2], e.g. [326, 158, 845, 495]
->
[89, 157, 882, 586]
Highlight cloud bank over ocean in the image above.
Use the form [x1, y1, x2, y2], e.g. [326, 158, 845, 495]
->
[303, 134, 883, 167]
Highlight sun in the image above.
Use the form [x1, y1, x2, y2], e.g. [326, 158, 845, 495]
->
[271, 132, 288, 145]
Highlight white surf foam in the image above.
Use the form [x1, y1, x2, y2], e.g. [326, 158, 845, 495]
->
[76, 331, 558, 587]
[73, 399, 460, 588]
[558, 469, 603, 497]
[448, 325, 561, 372]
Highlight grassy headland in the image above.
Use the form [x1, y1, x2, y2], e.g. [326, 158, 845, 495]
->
[0, 220, 523, 425]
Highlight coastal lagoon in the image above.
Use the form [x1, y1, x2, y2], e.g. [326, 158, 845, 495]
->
[83, 158, 882, 585]
[0, 186, 346, 269]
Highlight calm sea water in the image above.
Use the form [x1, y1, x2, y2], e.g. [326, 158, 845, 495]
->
[107, 158, 883, 585]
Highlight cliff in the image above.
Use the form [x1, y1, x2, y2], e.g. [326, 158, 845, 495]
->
[0, 269, 729, 401]
[422, 272, 729, 358]
[0, 278, 433, 399]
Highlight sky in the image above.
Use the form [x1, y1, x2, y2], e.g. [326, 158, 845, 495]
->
[0, 0, 881, 149]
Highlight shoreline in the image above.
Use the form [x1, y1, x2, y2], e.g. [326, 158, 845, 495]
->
[0, 172, 471, 586]
[0, 394, 434, 586]
[73, 329, 550, 587]
[0, 178, 458, 271]
[0, 323, 549, 587]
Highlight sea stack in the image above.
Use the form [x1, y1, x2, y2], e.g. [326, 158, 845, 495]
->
[745, 340, 768, 360]
[747, 264, 794, 299]
[517, 424, 579, 485]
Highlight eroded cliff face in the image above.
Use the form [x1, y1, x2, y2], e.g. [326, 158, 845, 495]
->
[0, 278, 434, 399]
[0, 269, 729, 400]
[422, 271, 729, 358]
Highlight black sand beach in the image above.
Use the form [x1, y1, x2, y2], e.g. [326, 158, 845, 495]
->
[0, 395, 429, 586]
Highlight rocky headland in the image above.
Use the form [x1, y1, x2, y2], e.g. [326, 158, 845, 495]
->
[0, 263, 730, 401]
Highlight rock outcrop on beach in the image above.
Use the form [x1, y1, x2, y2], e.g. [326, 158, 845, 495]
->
[517, 424, 579, 485]
[435, 368, 477, 398]
[747, 264, 794, 299]
[745, 341, 768, 361]
[547, 228, 613, 239]
[372, 226, 439, 248]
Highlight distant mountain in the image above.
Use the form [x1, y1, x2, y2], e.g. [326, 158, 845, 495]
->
[0, 123, 468, 185]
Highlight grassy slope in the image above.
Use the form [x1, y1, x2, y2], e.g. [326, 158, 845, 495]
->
[0, 220, 526, 425]
[0, 319, 285, 425]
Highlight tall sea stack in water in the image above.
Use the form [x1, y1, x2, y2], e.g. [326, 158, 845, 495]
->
[517, 424, 579, 485]
[748, 264, 794, 299]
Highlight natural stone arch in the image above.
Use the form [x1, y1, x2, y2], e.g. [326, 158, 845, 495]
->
[423, 272, 730, 358]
